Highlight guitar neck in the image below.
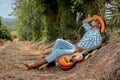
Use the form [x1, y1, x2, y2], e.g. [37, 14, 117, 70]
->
[80, 44, 101, 57]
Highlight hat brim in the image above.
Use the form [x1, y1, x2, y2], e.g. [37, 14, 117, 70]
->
[93, 15, 105, 33]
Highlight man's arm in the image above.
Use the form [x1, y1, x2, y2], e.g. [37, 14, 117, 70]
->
[82, 17, 94, 31]
[82, 17, 94, 23]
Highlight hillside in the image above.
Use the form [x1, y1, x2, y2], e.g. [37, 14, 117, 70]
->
[0, 36, 120, 80]
[1, 18, 16, 30]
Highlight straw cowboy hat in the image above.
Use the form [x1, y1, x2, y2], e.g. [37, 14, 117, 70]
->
[93, 15, 106, 33]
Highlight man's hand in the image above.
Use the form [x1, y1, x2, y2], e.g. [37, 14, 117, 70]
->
[93, 15, 99, 20]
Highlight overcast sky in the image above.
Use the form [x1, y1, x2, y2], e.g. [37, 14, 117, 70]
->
[0, 0, 15, 18]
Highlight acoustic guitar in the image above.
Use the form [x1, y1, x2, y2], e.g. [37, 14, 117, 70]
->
[57, 45, 101, 71]
[57, 51, 83, 71]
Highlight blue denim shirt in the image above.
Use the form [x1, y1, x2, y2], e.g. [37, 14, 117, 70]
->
[77, 23, 102, 49]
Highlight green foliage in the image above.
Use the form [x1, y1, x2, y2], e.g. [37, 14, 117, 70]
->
[13, 0, 77, 41]
[107, 0, 120, 26]
[12, 0, 120, 41]
[0, 17, 13, 40]
[13, 0, 43, 41]
[56, 0, 77, 39]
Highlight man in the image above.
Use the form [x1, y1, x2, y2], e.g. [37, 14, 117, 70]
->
[25, 15, 106, 69]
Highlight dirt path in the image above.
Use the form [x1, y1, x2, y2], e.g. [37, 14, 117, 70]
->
[0, 39, 120, 80]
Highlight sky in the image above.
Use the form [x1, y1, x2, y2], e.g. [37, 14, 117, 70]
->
[0, 0, 15, 18]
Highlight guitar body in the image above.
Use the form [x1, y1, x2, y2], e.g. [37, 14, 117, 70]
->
[57, 49, 98, 71]
[57, 51, 83, 71]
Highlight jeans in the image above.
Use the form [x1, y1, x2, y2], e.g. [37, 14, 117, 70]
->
[45, 39, 76, 63]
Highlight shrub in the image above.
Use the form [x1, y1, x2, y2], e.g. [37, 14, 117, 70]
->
[0, 18, 13, 41]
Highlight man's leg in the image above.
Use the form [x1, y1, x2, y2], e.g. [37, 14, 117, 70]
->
[25, 39, 76, 69]
[53, 39, 76, 50]
[45, 49, 76, 63]
[41, 39, 74, 55]
[43, 39, 76, 67]
[45, 39, 76, 63]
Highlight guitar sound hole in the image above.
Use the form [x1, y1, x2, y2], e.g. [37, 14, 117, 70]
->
[64, 57, 69, 63]
[70, 58, 74, 62]
[72, 55, 76, 58]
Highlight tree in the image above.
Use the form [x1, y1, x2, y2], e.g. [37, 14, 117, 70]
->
[13, 0, 120, 41]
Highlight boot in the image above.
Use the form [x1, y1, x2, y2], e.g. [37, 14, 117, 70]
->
[25, 63, 39, 70]
[25, 58, 48, 70]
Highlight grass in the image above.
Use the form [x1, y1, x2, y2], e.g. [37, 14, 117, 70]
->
[106, 26, 120, 41]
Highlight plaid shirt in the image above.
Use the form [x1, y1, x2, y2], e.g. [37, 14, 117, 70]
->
[77, 23, 102, 49]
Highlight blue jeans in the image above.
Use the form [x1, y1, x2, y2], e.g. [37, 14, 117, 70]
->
[45, 39, 76, 63]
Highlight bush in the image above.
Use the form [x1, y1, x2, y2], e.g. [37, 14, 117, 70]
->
[0, 18, 13, 41]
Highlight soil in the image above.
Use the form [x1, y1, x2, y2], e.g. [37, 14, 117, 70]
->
[0, 38, 120, 80]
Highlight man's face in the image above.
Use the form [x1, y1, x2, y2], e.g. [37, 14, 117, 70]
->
[91, 19, 101, 28]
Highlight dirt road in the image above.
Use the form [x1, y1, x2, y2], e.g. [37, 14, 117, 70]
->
[0, 39, 120, 80]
